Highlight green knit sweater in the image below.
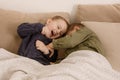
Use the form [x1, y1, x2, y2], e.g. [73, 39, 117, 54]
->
[53, 27, 105, 57]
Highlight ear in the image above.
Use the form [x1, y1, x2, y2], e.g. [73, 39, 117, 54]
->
[46, 19, 52, 24]
[74, 26, 80, 30]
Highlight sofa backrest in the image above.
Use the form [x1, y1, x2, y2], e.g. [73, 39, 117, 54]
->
[75, 4, 120, 22]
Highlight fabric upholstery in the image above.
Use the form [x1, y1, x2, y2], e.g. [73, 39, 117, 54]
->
[75, 4, 120, 22]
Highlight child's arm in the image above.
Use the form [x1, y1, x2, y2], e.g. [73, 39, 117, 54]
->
[17, 23, 43, 38]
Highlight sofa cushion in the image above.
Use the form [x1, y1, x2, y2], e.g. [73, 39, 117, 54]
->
[75, 4, 120, 22]
[81, 21, 120, 71]
[0, 8, 70, 53]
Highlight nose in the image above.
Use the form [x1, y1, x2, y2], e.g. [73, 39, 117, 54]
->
[58, 29, 61, 33]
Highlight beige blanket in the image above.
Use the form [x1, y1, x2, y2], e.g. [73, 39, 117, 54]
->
[0, 48, 120, 80]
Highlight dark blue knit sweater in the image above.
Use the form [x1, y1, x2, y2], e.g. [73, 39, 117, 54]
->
[17, 23, 58, 65]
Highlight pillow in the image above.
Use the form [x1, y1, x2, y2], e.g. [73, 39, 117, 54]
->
[82, 21, 120, 71]
[75, 4, 120, 22]
[0, 8, 70, 53]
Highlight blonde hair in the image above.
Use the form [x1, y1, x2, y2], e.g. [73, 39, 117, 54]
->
[52, 16, 69, 29]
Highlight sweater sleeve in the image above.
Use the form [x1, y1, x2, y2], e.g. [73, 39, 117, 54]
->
[52, 27, 92, 49]
[17, 23, 43, 38]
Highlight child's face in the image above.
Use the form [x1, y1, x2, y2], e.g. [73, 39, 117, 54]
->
[45, 19, 67, 39]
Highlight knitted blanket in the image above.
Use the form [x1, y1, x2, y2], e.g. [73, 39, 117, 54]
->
[0, 48, 120, 80]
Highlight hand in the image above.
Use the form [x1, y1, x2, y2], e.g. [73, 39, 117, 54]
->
[46, 43, 54, 57]
[47, 46, 54, 57]
[36, 40, 49, 55]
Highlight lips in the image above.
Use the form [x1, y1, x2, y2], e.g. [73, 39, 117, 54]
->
[50, 30, 54, 37]
[50, 30, 57, 37]
[51, 30, 54, 36]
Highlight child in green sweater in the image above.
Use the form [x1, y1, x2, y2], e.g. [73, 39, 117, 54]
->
[36, 23, 104, 63]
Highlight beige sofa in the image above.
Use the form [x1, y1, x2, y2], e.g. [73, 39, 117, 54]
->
[0, 4, 120, 72]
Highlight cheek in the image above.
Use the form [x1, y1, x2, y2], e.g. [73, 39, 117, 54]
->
[48, 25, 55, 30]
[47, 25, 51, 30]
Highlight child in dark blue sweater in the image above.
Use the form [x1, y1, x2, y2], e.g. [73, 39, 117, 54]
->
[17, 16, 69, 65]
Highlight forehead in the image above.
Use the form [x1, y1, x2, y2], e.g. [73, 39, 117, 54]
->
[54, 19, 67, 27]
[57, 19, 67, 30]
